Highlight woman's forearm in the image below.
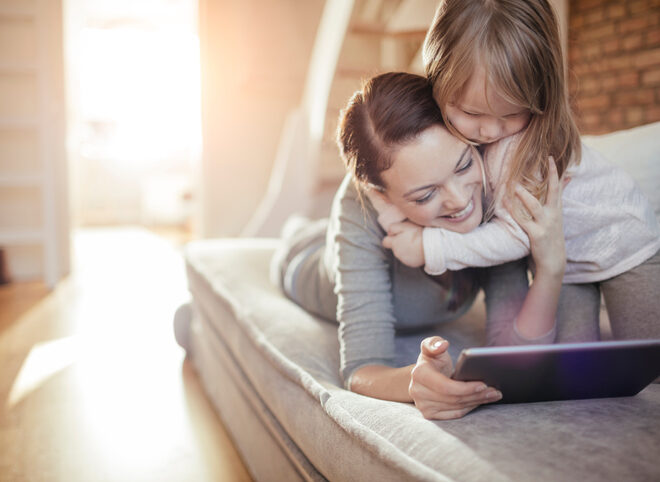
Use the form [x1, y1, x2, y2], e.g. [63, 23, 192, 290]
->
[349, 364, 414, 402]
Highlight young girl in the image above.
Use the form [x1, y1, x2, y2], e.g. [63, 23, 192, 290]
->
[273, 71, 565, 419]
[383, 0, 660, 342]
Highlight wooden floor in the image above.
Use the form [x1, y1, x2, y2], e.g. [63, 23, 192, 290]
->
[0, 227, 252, 481]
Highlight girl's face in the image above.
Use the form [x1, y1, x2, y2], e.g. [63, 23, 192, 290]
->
[443, 66, 531, 145]
[380, 125, 483, 233]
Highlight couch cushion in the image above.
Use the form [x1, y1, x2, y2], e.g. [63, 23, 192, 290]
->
[583, 120, 660, 219]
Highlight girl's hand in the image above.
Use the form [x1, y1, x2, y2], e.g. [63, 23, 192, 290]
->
[505, 157, 566, 278]
[382, 221, 425, 268]
[409, 336, 502, 420]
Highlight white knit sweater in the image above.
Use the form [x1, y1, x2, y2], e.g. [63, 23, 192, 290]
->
[421, 138, 660, 283]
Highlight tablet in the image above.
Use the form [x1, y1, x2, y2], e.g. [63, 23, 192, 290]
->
[452, 339, 660, 404]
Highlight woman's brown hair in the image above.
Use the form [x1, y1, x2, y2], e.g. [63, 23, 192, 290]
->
[337, 72, 445, 190]
[423, 0, 581, 201]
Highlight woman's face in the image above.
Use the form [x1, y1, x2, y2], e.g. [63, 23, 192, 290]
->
[443, 66, 531, 145]
[380, 124, 483, 233]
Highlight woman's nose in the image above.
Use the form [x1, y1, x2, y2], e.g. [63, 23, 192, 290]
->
[444, 182, 469, 209]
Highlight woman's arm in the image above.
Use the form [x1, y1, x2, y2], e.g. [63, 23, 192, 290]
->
[333, 177, 500, 418]
[350, 337, 502, 420]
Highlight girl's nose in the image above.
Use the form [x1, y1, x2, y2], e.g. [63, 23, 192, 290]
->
[479, 119, 502, 142]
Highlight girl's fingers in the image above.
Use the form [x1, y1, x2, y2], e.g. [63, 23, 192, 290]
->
[505, 196, 532, 232]
[546, 157, 561, 205]
[514, 184, 543, 220]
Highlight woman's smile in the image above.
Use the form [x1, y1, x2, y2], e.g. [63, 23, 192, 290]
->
[443, 198, 474, 220]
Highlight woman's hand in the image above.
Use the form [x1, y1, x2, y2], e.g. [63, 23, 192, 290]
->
[409, 337, 502, 420]
[506, 157, 566, 278]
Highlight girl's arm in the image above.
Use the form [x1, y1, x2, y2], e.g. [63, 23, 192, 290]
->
[421, 211, 530, 275]
[504, 159, 565, 340]
[381, 212, 530, 273]
[483, 159, 565, 344]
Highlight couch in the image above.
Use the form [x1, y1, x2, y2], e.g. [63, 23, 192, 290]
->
[174, 122, 660, 481]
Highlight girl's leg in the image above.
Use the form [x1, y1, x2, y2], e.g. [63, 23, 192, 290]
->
[555, 283, 601, 342]
[600, 250, 660, 340]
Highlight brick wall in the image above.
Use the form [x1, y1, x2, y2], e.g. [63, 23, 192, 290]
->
[569, 0, 660, 134]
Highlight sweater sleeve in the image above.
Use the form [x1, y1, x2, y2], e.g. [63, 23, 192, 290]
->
[364, 189, 406, 233]
[329, 176, 400, 386]
[422, 207, 531, 275]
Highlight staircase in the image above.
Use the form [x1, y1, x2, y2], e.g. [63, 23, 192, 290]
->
[242, 0, 438, 236]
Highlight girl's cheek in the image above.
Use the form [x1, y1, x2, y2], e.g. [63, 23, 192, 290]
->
[512, 114, 531, 135]
[453, 116, 476, 139]
[445, 115, 462, 134]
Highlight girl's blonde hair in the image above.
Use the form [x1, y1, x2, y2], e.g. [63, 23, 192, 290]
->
[423, 0, 580, 201]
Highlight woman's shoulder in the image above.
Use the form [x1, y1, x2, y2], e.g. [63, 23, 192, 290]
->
[329, 174, 383, 238]
[333, 174, 373, 215]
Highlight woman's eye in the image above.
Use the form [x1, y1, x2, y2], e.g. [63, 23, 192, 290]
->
[457, 156, 474, 173]
[414, 190, 434, 205]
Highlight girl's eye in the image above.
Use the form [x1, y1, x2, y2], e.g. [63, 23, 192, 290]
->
[463, 111, 480, 117]
[505, 112, 524, 118]
[414, 190, 435, 205]
[457, 156, 474, 173]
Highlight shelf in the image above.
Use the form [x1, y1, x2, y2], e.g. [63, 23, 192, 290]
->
[0, 229, 43, 245]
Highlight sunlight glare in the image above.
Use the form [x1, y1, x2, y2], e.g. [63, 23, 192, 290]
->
[7, 336, 81, 408]
[78, 26, 201, 168]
